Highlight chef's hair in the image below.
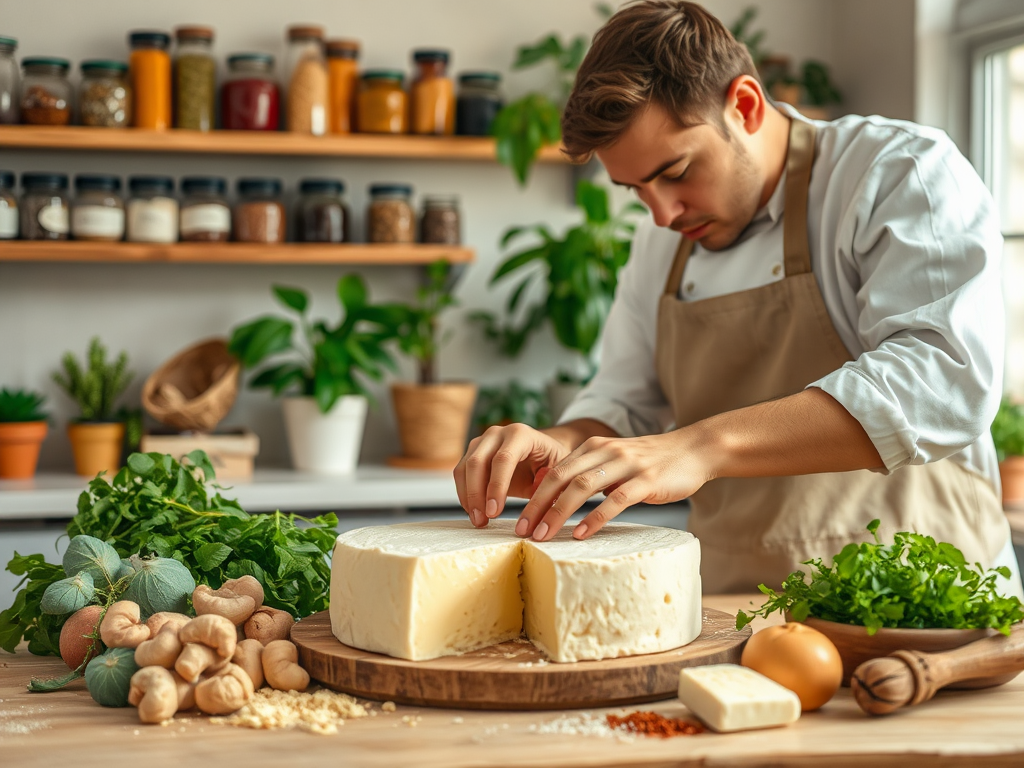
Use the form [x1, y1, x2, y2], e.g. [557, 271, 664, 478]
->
[561, 0, 758, 163]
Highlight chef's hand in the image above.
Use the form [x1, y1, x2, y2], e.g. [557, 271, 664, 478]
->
[454, 423, 571, 528]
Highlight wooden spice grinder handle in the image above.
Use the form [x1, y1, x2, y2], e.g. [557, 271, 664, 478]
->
[851, 624, 1024, 716]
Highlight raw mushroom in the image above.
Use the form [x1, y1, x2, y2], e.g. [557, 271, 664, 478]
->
[221, 576, 264, 610]
[175, 642, 227, 683]
[262, 640, 309, 692]
[194, 663, 255, 715]
[171, 670, 196, 711]
[179, 614, 238, 659]
[129, 666, 179, 724]
[134, 625, 183, 669]
[192, 584, 256, 626]
[145, 611, 190, 636]
[244, 606, 294, 645]
[100, 601, 151, 649]
[232, 638, 264, 689]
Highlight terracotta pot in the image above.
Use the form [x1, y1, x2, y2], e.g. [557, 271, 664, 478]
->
[0, 421, 48, 479]
[999, 456, 1024, 505]
[389, 382, 477, 471]
[67, 421, 124, 478]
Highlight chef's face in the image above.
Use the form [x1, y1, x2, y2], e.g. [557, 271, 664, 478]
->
[597, 82, 767, 252]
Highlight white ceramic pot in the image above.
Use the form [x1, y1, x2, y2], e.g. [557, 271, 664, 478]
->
[546, 379, 585, 424]
[281, 395, 368, 475]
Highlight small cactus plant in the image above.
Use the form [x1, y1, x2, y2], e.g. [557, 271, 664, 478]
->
[53, 337, 134, 422]
[0, 388, 48, 423]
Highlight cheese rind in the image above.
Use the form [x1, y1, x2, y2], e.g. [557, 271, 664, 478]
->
[677, 664, 801, 732]
[330, 520, 702, 663]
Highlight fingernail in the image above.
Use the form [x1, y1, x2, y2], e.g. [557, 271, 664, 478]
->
[515, 517, 529, 537]
[573, 523, 589, 540]
[485, 499, 498, 518]
[472, 509, 483, 526]
[533, 521, 549, 541]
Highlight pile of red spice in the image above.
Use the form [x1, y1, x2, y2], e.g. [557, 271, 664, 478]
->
[606, 711, 705, 737]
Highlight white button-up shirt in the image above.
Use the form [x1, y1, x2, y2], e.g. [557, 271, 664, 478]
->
[559, 108, 1006, 492]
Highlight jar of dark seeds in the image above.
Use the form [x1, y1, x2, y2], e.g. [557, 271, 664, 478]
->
[0, 171, 18, 239]
[20, 57, 71, 125]
[179, 176, 230, 242]
[295, 178, 348, 242]
[420, 195, 460, 245]
[79, 60, 131, 127]
[367, 184, 414, 244]
[71, 174, 125, 242]
[233, 177, 285, 243]
[20, 172, 69, 240]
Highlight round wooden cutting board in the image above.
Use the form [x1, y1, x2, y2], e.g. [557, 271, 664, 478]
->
[292, 607, 750, 710]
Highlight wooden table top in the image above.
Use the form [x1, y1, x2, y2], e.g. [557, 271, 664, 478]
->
[2, 595, 1022, 768]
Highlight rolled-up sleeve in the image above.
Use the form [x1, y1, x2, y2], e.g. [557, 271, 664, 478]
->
[810, 135, 1005, 472]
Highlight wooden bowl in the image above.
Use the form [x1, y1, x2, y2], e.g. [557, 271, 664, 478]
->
[142, 338, 240, 433]
[798, 617, 1017, 690]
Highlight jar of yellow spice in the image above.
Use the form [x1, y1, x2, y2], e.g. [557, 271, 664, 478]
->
[285, 24, 328, 135]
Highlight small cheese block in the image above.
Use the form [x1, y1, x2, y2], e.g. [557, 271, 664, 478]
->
[678, 664, 801, 732]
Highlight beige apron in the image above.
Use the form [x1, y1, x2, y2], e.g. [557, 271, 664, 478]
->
[655, 118, 1010, 594]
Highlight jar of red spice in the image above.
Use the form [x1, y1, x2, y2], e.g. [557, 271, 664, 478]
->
[221, 53, 280, 131]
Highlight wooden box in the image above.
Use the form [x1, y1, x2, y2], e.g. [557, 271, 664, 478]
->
[139, 429, 260, 481]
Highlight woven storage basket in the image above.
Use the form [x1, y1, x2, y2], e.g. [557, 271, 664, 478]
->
[142, 338, 240, 433]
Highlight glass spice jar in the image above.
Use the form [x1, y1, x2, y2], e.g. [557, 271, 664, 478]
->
[20, 172, 69, 241]
[233, 178, 286, 243]
[326, 39, 359, 134]
[456, 71, 504, 136]
[71, 175, 125, 242]
[129, 31, 172, 129]
[285, 25, 328, 135]
[221, 53, 280, 131]
[368, 184, 414, 244]
[295, 178, 348, 243]
[410, 49, 454, 136]
[20, 57, 71, 125]
[126, 176, 178, 243]
[173, 26, 216, 131]
[0, 36, 19, 124]
[179, 176, 230, 242]
[420, 195, 461, 245]
[357, 71, 407, 134]
[0, 170, 18, 240]
[79, 60, 131, 128]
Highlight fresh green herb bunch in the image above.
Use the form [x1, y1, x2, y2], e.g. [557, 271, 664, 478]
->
[0, 450, 339, 657]
[475, 381, 551, 431]
[0, 388, 48, 423]
[229, 274, 407, 413]
[736, 520, 1024, 635]
[395, 260, 459, 386]
[52, 337, 134, 422]
[991, 397, 1024, 461]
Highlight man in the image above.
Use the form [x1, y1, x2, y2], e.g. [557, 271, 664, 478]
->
[454, 0, 1024, 596]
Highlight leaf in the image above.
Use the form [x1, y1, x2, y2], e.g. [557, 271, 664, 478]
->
[28, 670, 81, 692]
[576, 181, 610, 224]
[337, 274, 368, 313]
[228, 317, 295, 368]
[195, 542, 233, 572]
[273, 286, 309, 314]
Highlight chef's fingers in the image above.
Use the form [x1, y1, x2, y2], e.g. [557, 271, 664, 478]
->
[531, 460, 624, 541]
[455, 431, 501, 527]
[572, 479, 644, 539]
[517, 445, 615, 539]
[484, 423, 544, 519]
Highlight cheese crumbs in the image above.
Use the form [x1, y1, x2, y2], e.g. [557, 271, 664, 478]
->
[211, 689, 369, 735]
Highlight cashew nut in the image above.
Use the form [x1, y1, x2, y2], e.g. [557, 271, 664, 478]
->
[221, 576, 264, 610]
[194, 663, 254, 715]
[262, 640, 309, 692]
[129, 666, 179, 724]
[232, 638, 264, 689]
[171, 670, 196, 711]
[145, 611, 190, 637]
[134, 624, 182, 668]
[192, 584, 256, 626]
[100, 601, 151, 649]
[244, 606, 294, 645]
[175, 642, 228, 683]
[178, 614, 237, 659]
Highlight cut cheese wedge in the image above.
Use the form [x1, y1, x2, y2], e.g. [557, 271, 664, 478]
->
[678, 664, 801, 732]
[330, 520, 701, 663]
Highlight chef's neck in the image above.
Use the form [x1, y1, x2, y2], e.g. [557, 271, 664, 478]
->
[754, 106, 793, 211]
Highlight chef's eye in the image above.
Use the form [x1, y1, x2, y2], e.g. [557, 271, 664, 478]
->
[665, 167, 689, 182]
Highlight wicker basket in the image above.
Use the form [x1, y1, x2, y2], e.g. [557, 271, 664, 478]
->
[142, 338, 240, 433]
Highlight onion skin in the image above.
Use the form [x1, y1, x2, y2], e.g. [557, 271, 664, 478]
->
[741, 622, 843, 711]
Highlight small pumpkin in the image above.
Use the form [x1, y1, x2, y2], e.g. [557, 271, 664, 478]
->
[115, 558, 134, 582]
[85, 647, 139, 707]
[41, 572, 95, 615]
[123, 555, 196, 616]
[63, 535, 121, 584]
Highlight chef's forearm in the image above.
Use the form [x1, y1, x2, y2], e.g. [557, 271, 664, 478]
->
[543, 418, 621, 452]
[691, 387, 885, 481]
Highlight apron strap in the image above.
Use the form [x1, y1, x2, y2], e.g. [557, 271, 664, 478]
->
[662, 236, 694, 296]
[783, 119, 817, 277]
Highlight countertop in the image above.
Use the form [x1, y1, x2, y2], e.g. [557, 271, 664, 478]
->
[2, 595, 1023, 768]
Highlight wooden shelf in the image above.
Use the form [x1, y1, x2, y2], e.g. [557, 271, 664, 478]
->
[0, 241, 475, 265]
[0, 125, 567, 162]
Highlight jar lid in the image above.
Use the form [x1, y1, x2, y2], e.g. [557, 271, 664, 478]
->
[129, 176, 175, 194]
[362, 69, 404, 83]
[75, 174, 122, 192]
[299, 178, 345, 195]
[413, 49, 450, 64]
[423, 194, 459, 207]
[237, 177, 282, 197]
[81, 59, 129, 74]
[288, 24, 325, 41]
[0, 36, 17, 49]
[175, 25, 214, 41]
[21, 56, 70, 72]
[326, 39, 360, 58]
[129, 31, 171, 49]
[369, 183, 413, 197]
[22, 172, 68, 190]
[227, 52, 275, 68]
[181, 176, 226, 195]
[459, 71, 502, 84]
[0, 170, 14, 188]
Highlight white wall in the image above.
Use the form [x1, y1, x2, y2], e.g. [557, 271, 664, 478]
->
[1, 0, 842, 471]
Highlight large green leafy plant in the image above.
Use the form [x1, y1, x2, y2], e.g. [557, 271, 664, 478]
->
[0, 388, 48, 422]
[992, 397, 1024, 461]
[228, 274, 406, 413]
[394, 259, 459, 386]
[52, 337, 133, 422]
[475, 380, 551, 431]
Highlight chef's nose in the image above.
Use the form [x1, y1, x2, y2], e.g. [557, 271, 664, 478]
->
[640, 187, 683, 229]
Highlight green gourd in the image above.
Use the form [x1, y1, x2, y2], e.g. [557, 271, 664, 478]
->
[85, 647, 139, 707]
[115, 558, 134, 581]
[122, 555, 196, 616]
[40, 572, 95, 615]
[63, 535, 121, 585]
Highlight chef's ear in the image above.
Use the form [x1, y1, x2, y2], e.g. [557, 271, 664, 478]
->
[723, 75, 767, 137]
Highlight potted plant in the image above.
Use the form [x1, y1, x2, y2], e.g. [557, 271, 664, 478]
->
[389, 259, 477, 470]
[992, 397, 1024, 506]
[474, 380, 551, 434]
[0, 388, 49, 479]
[471, 180, 644, 420]
[53, 338, 134, 478]
[228, 274, 405, 475]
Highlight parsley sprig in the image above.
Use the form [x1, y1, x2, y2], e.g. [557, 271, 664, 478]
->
[736, 519, 1024, 635]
